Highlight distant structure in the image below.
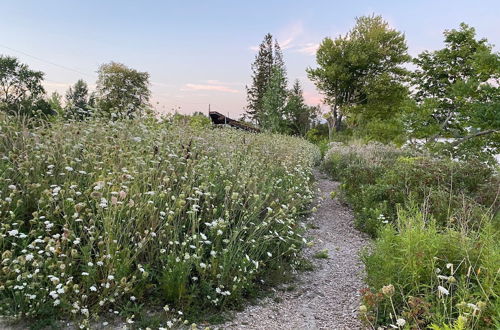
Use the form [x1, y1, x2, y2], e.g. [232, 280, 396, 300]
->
[208, 111, 260, 133]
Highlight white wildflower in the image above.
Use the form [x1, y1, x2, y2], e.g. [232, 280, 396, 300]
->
[438, 285, 449, 296]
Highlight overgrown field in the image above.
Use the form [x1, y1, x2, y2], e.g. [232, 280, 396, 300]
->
[0, 116, 320, 328]
[324, 142, 500, 329]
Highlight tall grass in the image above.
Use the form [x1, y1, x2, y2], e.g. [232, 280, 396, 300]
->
[0, 115, 320, 327]
[323, 141, 499, 328]
[362, 206, 500, 329]
[323, 141, 499, 236]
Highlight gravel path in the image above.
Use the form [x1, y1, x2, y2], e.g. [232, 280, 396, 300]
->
[222, 169, 370, 330]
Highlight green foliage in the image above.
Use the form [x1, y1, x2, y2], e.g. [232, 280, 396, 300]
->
[305, 124, 329, 144]
[362, 206, 499, 329]
[245, 34, 285, 125]
[323, 142, 499, 236]
[325, 140, 499, 329]
[0, 115, 320, 326]
[284, 80, 319, 136]
[411, 23, 500, 161]
[47, 92, 64, 116]
[171, 112, 212, 129]
[65, 79, 95, 120]
[0, 55, 52, 117]
[352, 118, 406, 145]
[261, 66, 288, 133]
[187, 112, 212, 129]
[96, 62, 151, 119]
[313, 249, 329, 259]
[308, 15, 410, 139]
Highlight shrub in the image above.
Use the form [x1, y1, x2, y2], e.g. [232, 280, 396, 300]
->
[323, 142, 499, 236]
[361, 206, 500, 329]
[0, 115, 320, 327]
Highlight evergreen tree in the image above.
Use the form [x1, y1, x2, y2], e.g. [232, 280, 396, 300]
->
[285, 80, 318, 136]
[273, 40, 287, 86]
[48, 91, 64, 116]
[65, 79, 94, 119]
[245, 33, 273, 124]
[261, 66, 288, 132]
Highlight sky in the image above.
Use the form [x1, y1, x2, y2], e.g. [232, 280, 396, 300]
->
[1, 1, 499, 117]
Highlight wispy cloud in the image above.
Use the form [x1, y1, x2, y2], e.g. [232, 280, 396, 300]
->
[278, 21, 304, 50]
[295, 43, 319, 55]
[248, 21, 320, 56]
[206, 80, 243, 86]
[181, 83, 239, 93]
[151, 81, 176, 88]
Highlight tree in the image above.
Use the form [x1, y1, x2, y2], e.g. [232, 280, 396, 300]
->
[307, 15, 410, 140]
[284, 80, 319, 136]
[65, 79, 94, 119]
[411, 23, 499, 161]
[245, 34, 288, 125]
[48, 91, 64, 116]
[96, 62, 150, 118]
[261, 66, 288, 132]
[0, 55, 48, 116]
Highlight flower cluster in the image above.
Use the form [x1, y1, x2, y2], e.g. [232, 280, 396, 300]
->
[0, 116, 320, 326]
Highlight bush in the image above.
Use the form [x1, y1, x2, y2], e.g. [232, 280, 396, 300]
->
[323, 142, 499, 236]
[361, 206, 500, 329]
[0, 115, 320, 327]
[324, 141, 500, 328]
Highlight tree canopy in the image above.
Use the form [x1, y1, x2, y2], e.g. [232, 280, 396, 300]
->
[307, 15, 410, 140]
[410, 23, 500, 162]
[0, 55, 51, 116]
[96, 62, 151, 118]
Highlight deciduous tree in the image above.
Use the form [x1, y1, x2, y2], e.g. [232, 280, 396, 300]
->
[0, 55, 48, 116]
[96, 62, 150, 118]
[307, 15, 410, 140]
[411, 23, 499, 161]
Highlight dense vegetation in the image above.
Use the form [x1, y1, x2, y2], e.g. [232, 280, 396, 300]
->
[324, 142, 498, 237]
[0, 10, 498, 330]
[323, 142, 499, 328]
[0, 114, 319, 328]
[307, 17, 499, 163]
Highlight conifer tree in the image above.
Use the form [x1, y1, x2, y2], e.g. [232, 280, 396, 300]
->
[261, 66, 288, 132]
[285, 80, 318, 136]
[65, 79, 94, 119]
[245, 33, 274, 124]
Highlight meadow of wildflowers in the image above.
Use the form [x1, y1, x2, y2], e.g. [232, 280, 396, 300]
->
[0, 115, 320, 327]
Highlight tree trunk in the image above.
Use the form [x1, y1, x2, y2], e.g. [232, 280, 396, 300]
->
[334, 113, 343, 132]
[327, 116, 335, 141]
[327, 105, 343, 141]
